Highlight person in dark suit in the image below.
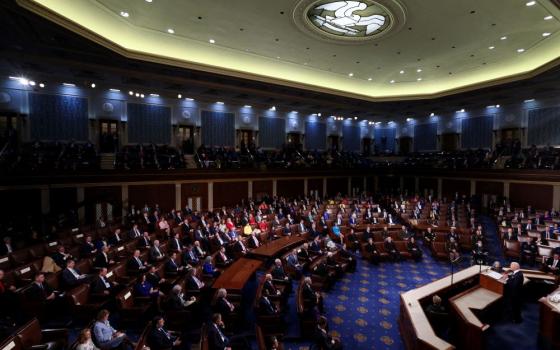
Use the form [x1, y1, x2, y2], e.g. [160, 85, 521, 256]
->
[384, 237, 401, 261]
[165, 252, 185, 276]
[26, 272, 56, 303]
[207, 313, 249, 350]
[364, 238, 380, 265]
[521, 237, 538, 267]
[91, 268, 119, 296]
[146, 265, 166, 288]
[51, 245, 73, 269]
[182, 245, 199, 267]
[150, 240, 166, 263]
[147, 316, 183, 350]
[302, 277, 324, 314]
[164, 285, 196, 311]
[108, 229, 124, 247]
[544, 253, 560, 275]
[62, 259, 90, 288]
[215, 247, 232, 267]
[504, 262, 524, 323]
[80, 236, 97, 256]
[127, 249, 148, 274]
[139, 232, 152, 249]
[185, 269, 205, 292]
[259, 295, 279, 315]
[0, 237, 14, 255]
[129, 224, 142, 240]
[314, 316, 342, 350]
[169, 233, 183, 253]
[213, 288, 235, 318]
[94, 246, 114, 269]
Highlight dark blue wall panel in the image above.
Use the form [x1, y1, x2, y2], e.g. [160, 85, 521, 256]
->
[461, 115, 493, 149]
[259, 117, 285, 149]
[305, 122, 326, 150]
[29, 93, 88, 141]
[127, 103, 171, 144]
[201, 110, 235, 147]
[342, 124, 361, 152]
[414, 123, 438, 151]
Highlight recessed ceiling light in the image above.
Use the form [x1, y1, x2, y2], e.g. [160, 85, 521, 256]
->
[135, 93, 140, 97]
[177, 94, 182, 98]
[517, 48, 525, 53]
[244, 105, 252, 108]
[544, 15, 553, 20]
[367, 77, 372, 81]
[500, 36, 507, 40]
[488, 46, 495, 50]
[399, 70, 405, 74]
[120, 11, 129, 17]
[109, 88, 120, 92]
[390, 80, 395, 83]
[63, 83, 76, 87]
[128, 91, 134, 95]
[150, 93, 159, 97]
[354, 117, 358, 120]
[209, 39, 215, 44]
[167, 28, 175, 34]
[526, 1, 536, 6]
[496, 104, 501, 108]
[90, 83, 96, 88]
[28, 81, 36, 86]
[416, 69, 422, 73]
[457, 109, 465, 113]
[417, 78, 422, 81]
[348, 73, 354, 77]
[216, 101, 224, 105]
[524, 98, 535, 103]
[270, 106, 276, 111]
[39, 83, 45, 88]
[140, 94, 145, 98]
[406, 118, 413, 122]
[543, 32, 551, 37]
[317, 113, 322, 116]
[145, 0, 152, 2]
[185, 97, 194, 101]
[430, 113, 435, 117]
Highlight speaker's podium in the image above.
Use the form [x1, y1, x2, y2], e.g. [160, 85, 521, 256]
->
[449, 270, 506, 350]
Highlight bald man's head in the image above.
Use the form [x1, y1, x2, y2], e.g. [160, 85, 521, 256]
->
[510, 262, 520, 271]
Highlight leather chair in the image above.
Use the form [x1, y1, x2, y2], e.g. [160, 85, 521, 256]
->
[503, 240, 521, 261]
[15, 318, 67, 350]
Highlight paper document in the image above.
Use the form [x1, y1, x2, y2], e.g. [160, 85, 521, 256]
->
[486, 271, 503, 280]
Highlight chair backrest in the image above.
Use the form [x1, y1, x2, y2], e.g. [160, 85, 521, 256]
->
[117, 287, 135, 309]
[15, 318, 42, 349]
[135, 322, 152, 350]
[504, 240, 520, 252]
[199, 324, 209, 350]
[0, 254, 11, 270]
[69, 284, 90, 305]
[0, 337, 21, 350]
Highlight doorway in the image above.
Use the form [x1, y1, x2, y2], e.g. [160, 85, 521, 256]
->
[328, 135, 340, 151]
[440, 133, 458, 152]
[399, 137, 412, 155]
[178, 125, 194, 154]
[99, 120, 119, 153]
[237, 129, 254, 152]
[362, 138, 372, 155]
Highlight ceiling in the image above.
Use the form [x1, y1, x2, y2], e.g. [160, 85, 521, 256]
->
[16, 0, 560, 101]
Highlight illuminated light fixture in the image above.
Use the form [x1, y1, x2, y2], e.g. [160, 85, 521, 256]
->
[417, 78, 422, 81]
[129, 91, 134, 96]
[63, 83, 76, 87]
[29, 81, 36, 86]
[317, 112, 322, 116]
[177, 94, 182, 98]
[8, 76, 20, 80]
[244, 105, 252, 108]
[145, 0, 152, 2]
[488, 46, 495, 50]
[167, 28, 175, 34]
[517, 48, 525, 53]
[140, 94, 145, 98]
[270, 106, 276, 111]
[543, 32, 551, 37]
[496, 104, 501, 108]
[526, 1, 536, 6]
[399, 70, 405, 74]
[292, 110, 299, 113]
[500, 36, 507, 40]
[354, 117, 358, 120]
[406, 118, 413, 122]
[544, 15, 553, 20]
[135, 93, 140, 97]
[348, 72, 354, 77]
[524, 98, 535, 103]
[209, 39, 215, 44]
[120, 11, 129, 17]
[185, 97, 194, 101]
[417, 69, 422, 73]
[39, 83, 45, 88]
[150, 93, 159, 97]
[456, 109, 465, 113]
[90, 83, 96, 88]
[390, 80, 395, 83]
[368, 77, 372, 81]
[109, 88, 120, 92]
[430, 113, 435, 117]
[216, 101, 224, 105]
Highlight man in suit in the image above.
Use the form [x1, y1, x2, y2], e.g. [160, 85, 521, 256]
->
[139, 232, 152, 249]
[364, 238, 380, 265]
[165, 252, 185, 276]
[185, 269, 205, 292]
[0, 237, 14, 255]
[129, 224, 142, 240]
[108, 229, 123, 247]
[91, 268, 119, 296]
[286, 249, 303, 279]
[26, 272, 56, 303]
[148, 316, 183, 350]
[314, 316, 343, 350]
[545, 253, 560, 275]
[62, 259, 90, 288]
[246, 232, 260, 249]
[127, 249, 148, 274]
[302, 276, 324, 314]
[504, 262, 524, 323]
[150, 240, 166, 263]
[384, 236, 401, 261]
[94, 245, 115, 269]
[215, 247, 232, 267]
[147, 265, 166, 288]
[232, 237, 248, 256]
[207, 313, 249, 350]
[51, 245, 73, 269]
[214, 288, 235, 318]
[165, 285, 196, 311]
[80, 235, 97, 256]
[169, 232, 183, 253]
[259, 295, 279, 315]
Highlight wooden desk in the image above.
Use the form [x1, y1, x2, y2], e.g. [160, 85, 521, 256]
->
[450, 287, 502, 349]
[211, 258, 262, 292]
[479, 271, 506, 295]
[539, 287, 560, 350]
[249, 235, 307, 259]
[399, 265, 485, 350]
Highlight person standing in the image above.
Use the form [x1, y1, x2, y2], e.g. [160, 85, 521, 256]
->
[503, 262, 524, 323]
